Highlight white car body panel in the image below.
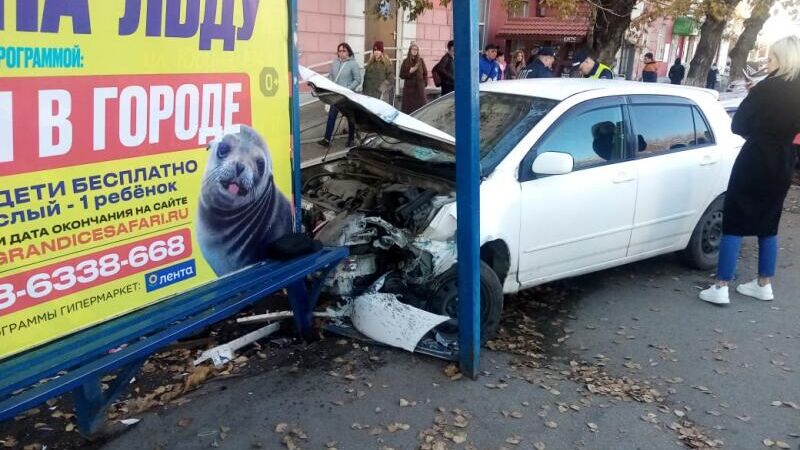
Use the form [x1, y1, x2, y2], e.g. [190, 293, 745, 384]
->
[471, 81, 740, 293]
[303, 68, 742, 295]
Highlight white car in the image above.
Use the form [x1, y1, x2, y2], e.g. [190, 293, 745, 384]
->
[302, 69, 742, 340]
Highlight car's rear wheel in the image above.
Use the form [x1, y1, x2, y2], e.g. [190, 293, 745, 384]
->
[427, 261, 504, 344]
[682, 196, 725, 270]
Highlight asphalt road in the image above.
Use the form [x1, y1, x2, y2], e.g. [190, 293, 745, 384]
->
[93, 185, 800, 450]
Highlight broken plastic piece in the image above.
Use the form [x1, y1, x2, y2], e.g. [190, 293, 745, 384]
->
[236, 310, 342, 325]
[351, 292, 450, 352]
[194, 322, 281, 368]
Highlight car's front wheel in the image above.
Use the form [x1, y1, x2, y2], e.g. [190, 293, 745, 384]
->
[682, 195, 725, 270]
[427, 261, 504, 344]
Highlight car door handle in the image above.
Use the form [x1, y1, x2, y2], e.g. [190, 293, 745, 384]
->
[612, 173, 636, 184]
[700, 154, 720, 166]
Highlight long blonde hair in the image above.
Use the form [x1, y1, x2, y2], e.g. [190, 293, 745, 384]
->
[769, 35, 800, 82]
[368, 52, 391, 66]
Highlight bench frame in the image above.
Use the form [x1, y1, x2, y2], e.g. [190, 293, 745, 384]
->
[0, 247, 347, 435]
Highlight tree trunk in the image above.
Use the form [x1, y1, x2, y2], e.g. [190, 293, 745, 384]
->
[686, 0, 742, 87]
[590, 0, 638, 68]
[728, 0, 776, 83]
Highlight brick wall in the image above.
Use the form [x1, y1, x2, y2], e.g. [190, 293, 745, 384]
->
[401, 3, 453, 87]
[297, 0, 347, 72]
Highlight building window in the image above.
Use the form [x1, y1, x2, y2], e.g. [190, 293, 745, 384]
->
[656, 23, 666, 60]
[479, 0, 489, 50]
[509, 0, 530, 18]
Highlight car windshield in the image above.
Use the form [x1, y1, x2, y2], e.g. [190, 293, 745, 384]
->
[363, 92, 557, 172]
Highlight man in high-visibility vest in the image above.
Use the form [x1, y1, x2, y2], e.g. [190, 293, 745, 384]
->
[572, 50, 614, 79]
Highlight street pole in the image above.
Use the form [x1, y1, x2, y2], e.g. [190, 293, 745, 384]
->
[453, 0, 481, 379]
[289, 0, 303, 231]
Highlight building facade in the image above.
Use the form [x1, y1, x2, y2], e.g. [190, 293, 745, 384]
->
[484, 0, 591, 76]
[297, 0, 453, 86]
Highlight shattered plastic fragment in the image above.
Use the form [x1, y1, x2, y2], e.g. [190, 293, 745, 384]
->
[352, 292, 450, 352]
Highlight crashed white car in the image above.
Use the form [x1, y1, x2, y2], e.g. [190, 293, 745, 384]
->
[302, 68, 740, 341]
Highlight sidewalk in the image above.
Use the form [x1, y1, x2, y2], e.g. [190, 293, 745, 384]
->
[299, 98, 352, 168]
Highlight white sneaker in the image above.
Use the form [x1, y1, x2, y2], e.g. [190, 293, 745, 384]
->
[736, 279, 774, 301]
[699, 285, 730, 305]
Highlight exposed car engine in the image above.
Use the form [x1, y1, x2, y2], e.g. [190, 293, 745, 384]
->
[301, 151, 456, 297]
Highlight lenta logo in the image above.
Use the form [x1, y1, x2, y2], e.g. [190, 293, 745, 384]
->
[144, 260, 196, 293]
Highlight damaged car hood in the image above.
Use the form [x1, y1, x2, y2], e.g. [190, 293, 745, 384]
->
[300, 66, 456, 154]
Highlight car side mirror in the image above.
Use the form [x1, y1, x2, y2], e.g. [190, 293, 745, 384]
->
[532, 152, 574, 176]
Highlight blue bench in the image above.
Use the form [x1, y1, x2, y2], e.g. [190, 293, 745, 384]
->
[0, 247, 347, 435]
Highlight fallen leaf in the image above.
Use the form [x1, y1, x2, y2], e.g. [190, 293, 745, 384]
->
[444, 364, 460, 378]
[184, 366, 214, 391]
[533, 443, 546, 450]
[505, 435, 522, 445]
[776, 442, 790, 449]
[65, 423, 75, 432]
[510, 411, 523, 419]
[771, 401, 783, 407]
[23, 445, 43, 450]
[544, 421, 558, 429]
[282, 436, 297, 450]
[178, 418, 193, 428]
[386, 423, 410, 433]
[587, 422, 598, 432]
[399, 398, 410, 407]
[275, 423, 289, 433]
[674, 410, 686, 418]
[1, 437, 18, 448]
[452, 432, 467, 444]
[764, 439, 775, 447]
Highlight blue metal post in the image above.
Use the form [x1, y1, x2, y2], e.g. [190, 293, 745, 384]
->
[289, 0, 303, 231]
[453, 0, 481, 379]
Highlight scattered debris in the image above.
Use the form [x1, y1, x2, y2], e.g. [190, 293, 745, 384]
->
[194, 323, 281, 368]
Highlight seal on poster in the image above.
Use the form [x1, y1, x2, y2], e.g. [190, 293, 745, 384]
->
[196, 125, 293, 276]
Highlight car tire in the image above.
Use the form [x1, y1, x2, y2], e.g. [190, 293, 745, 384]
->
[427, 261, 504, 344]
[682, 195, 725, 270]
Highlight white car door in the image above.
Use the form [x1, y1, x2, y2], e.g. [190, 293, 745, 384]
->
[626, 98, 723, 256]
[517, 98, 638, 285]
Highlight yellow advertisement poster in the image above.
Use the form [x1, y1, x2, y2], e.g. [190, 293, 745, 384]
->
[0, 0, 293, 359]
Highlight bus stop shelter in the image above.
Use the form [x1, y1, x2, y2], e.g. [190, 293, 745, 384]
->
[289, 0, 484, 378]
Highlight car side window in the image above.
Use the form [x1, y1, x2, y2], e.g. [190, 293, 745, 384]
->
[536, 106, 626, 170]
[692, 107, 715, 146]
[631, 105, 697, 154]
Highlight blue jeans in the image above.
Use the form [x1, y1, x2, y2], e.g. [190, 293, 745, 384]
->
[717, 235, 778, 281]
[323, 106, 355, 143]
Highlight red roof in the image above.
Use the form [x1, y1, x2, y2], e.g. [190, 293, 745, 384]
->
[497, 17, 590, 39]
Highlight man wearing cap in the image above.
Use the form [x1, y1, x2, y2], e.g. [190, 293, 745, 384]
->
[518, 47, 555, 79]
[572, 50, 614, 79]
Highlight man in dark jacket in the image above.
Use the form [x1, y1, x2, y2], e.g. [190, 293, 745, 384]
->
[572, 50, 614, 79]
[433, 40, 455, 95]
[706, 63, 719, 90]
[669, 58, 685, 85]
[518, 47, 555, 79]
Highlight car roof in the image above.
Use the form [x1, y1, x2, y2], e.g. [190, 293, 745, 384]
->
[480, 78, 719, 103]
